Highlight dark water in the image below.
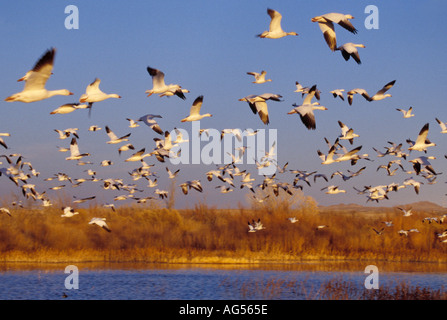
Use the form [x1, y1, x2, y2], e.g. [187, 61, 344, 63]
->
[0, 262, 446, 300]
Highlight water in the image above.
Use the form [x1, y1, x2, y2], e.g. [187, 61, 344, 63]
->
[0, 262, 446, 300]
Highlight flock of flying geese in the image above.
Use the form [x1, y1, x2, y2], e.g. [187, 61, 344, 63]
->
[1, 8, 446, 240]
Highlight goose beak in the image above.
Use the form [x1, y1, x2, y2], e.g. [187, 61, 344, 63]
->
[4, 96, 14, 101]
[17, 77, 25, 82]
[69, 92, 74, 95]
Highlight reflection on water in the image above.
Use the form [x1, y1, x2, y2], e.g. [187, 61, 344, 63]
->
[0, 261, 446, 300]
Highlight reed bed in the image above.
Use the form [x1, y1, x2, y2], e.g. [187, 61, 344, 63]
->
[0, 190, 446, 264]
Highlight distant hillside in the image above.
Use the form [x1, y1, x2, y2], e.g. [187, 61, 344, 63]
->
[319, 201, 446, 215]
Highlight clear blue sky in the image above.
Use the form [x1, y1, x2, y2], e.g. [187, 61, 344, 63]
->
[1, 1, 447, 209]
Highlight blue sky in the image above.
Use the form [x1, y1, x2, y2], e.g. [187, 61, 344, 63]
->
[1, 1, 447, 209]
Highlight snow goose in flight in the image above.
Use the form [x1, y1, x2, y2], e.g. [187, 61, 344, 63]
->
[181, 96, 212, 122]
[79, 78, 121, 115]
[145, 67, 188, 99]
[407, 123, 436, 153]
[0, 207, 11, 217]
[287, 85, 327, 130]
[403, 177, 423, 194]
[368, 80, 396, 102]
[347, 88, 371, 105]
[65, 138, 90, 161]
[61, 206, 79, 218]
[321, 185, 346, 194]
[317, 145, 337, 165]
[257, 8, 298, 39]
[138, 114, 163, 135]
[311, 13, 357, 51]
[89, 217, 111, 232]
[50, 103, 88, 115]
[288, 217, 299, 223]
[338, 120, 359, 144]
[397, 207, 413, 217]
[0, 133, 10, 149]
[247, 70, 272, 84]
[335, 43, 365, 64]
[118, 143, 135, 155]
[372, 227, 385, 235]
[435, 118, 447, 133]
[409, 156, 437, 175]
[396, 107, 415, 118]
[105, 126, 131, 144]
[126, 118, 140, 128]
[239, 93, 283, 125]
[179, 180, 203, 195]
[335, 145, 363, 163]
[125, 148, 151, 162]
[330, 89, 345, 101]
[5, 48, 74, 103]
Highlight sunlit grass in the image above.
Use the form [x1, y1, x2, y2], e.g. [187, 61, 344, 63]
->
[0, 188, 446, 263]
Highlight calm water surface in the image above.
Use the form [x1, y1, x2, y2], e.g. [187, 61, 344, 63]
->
[0, 262, 446, 300]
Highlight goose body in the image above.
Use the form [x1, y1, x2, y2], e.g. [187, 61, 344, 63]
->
[50, 103, 88, 115]
[435, 118, 447, 133]
[288, 85, 326, 130]
[89, 217, 111, 232]
[247, 70, 272, 84]
[330, 89, 345, 101]
[396, 107, 414, 118]
[336, 43, 365, 64]
[369, 80, 396, 101]
[5, 48, 73, 102]
[408, 123, 436, 152]
[65, 138, 90, 161]
[79, 78, 121, 115]
[239, 93, 282, 125]
[145, 67, 188, 99]
[181, 96, 212, 122]
[338, 120, 359, 144]
[105, 126, 131, 144]
[257, 8, 298, 39]
[311, 13, 357, 51]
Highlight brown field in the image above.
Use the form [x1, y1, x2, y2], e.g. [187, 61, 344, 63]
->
[0, 190, 446, 264]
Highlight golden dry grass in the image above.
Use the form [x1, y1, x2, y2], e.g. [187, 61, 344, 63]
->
[0, 189, 446, 264]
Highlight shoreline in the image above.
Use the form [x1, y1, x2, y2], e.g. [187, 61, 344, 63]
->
[2, 250, 447, 272]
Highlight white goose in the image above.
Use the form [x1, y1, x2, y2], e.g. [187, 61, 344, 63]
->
[79, 78, 121, 115]
[330, 89, 345, 101]
[311, 13, 357, 51]
[65, 138, 90, 161]
[409, 156, 437, 175]
[89, 217, 111, 232]
[105, 126, 131, 144]
[338, 120, 359, 144]
[239, 93, 283, 125]
[138, 114, 163, 135]
[397, 207, 413, 217]
[257, 8, 298, 39]
[145, 66, 189, 99]
[61, 206, 79, 217]
[50, 103, 88, 115]
[247, 70, 272, 84]
[396, 107, 415, 118]
[321, 185, 346, 194]
[335, 43, 365, 64]
[435, 118, 447, 133]
[5, 48, 74, 103]
[407, 123, 436, 153]
[287, 85, 327, 130]
[368, 80, 396, 102]
[181, 96, 212, 122]
[347, 88, 371, 105]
